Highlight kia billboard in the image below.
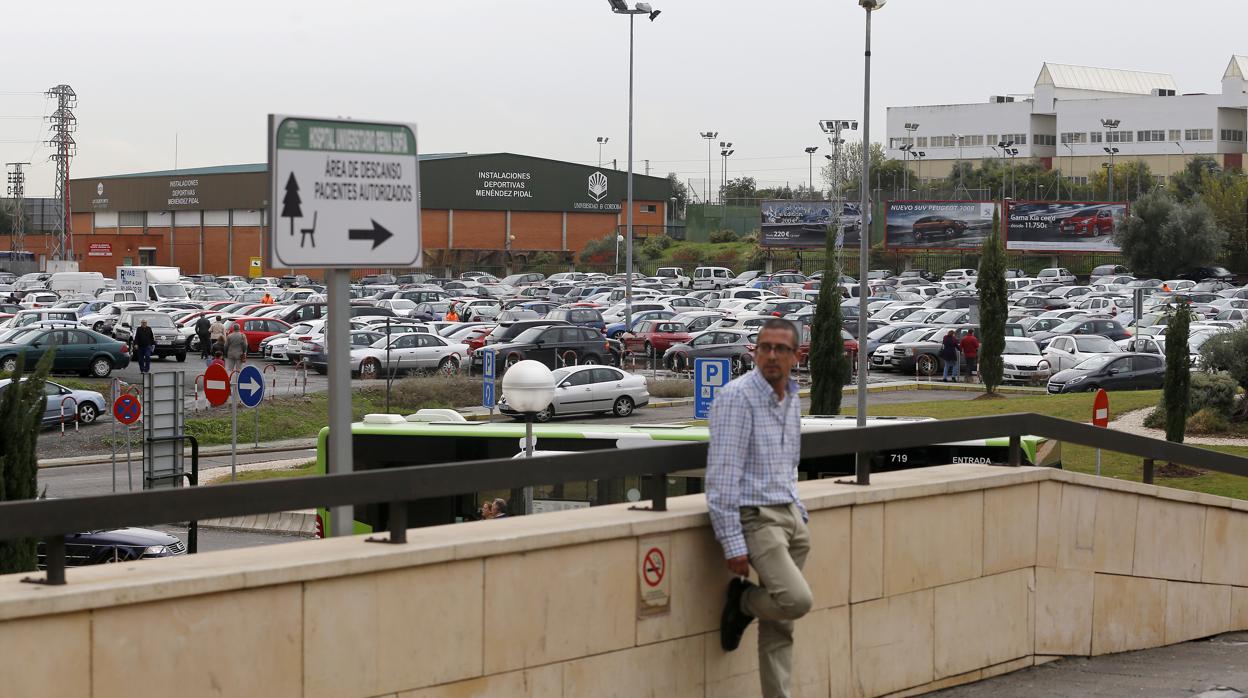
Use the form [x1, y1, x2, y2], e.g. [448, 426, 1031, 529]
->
[884, 201, 997, 250]
[1005, 201, 1126, 252]
[760, 200, 861, 248]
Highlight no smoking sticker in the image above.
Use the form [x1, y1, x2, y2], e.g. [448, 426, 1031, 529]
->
[637, 535, 671, 615]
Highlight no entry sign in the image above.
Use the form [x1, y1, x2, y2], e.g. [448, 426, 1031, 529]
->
[204, 363, 231, 407]
[113, 394, 141, 425]
[1092, 388, 1110, 428]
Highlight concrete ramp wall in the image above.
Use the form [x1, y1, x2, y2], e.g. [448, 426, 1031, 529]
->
[2, 464, 1247, 697]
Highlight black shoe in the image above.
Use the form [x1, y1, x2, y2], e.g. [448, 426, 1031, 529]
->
[721, 578, 755, 652]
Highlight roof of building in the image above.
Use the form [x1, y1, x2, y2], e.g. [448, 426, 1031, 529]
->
[92, 153, 471, 180]
[1226, 56, 1248, 80]
[1035, 62, 1177, 95]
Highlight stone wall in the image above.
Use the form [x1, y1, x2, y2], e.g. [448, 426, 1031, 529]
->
[1, 464, 1246, 698]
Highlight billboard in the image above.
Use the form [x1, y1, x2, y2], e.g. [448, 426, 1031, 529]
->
[884, 201, 997, 250]
[1005, 201, 1126, 252]
[760, 200, 861, 248]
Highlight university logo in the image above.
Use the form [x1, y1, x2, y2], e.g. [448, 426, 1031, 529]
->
[588, 171, 609, 202]
[96, 183, 104, 196]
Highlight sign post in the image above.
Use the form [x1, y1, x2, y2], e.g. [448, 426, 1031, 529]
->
[694, 357, 732, 419]
[1092, 388, 1110, 476]
[270, 114, 421, 538]
[112, 393, 142, 492]
[236, 364, 265, 451]
[481, 348, 496, 417]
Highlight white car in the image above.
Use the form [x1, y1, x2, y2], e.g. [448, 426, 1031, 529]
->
[349, 333, 468, 378]
[18, 291, 60, 309]
[690, 266, 734, 291]
[941, 269, 977, 282]
[653, 267, 690, 288]
[1041, 334, 1122, 372]
[1036, 268, 1077, 285]
[1001, 337, 1052, 384]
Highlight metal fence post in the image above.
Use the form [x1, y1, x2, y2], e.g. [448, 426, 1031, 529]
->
[1008, 434, 1021, 467]
[1143, 458, 1154, 484]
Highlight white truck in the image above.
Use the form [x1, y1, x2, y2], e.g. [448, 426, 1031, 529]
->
[47, 271, 107, 297]
[116, 266, 189, 303]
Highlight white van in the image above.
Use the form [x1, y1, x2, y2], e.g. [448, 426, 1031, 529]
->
[691, 266, 734, 290]
[97, 289, 139, 303]
[48, 272, 107, 297]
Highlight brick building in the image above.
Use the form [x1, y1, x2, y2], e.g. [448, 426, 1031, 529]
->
[3, 153, 672, 277]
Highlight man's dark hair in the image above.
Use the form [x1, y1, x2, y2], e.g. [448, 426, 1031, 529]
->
[491, 498, 508, 515]
[759, 318, 800, 349]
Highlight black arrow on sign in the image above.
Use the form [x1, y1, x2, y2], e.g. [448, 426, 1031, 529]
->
[348, 220, 394, 249]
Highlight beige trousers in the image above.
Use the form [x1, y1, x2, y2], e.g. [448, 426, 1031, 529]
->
[740, 503, 813, 698]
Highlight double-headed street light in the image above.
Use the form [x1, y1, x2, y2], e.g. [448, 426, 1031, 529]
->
[699, 131, 718, 204]
[804, 146, 819, 197]
[607, 0, 661, 329]
[1103, 146, 1120, 200]
[719, 145, 734, 202]
[596, 136, 609, 168]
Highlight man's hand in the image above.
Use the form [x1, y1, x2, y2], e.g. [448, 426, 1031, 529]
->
[726, 555, 750, 577]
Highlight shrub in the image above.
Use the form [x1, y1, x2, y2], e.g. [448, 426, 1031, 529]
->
[671, 247, 704, 266]
[1189, 371, 1238, 417]
[1143, 407, 1164, 429]
[712, 249, 741, 267]
[709, 229, 740, 243]
[640, 236, 668, 261]
[528, 251, 557, 267]
[1186, 407, 1231, 435]
[578, 234, 618, 266]
[647, 379, 694, 398]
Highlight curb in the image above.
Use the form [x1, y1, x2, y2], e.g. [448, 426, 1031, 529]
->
[199, 510, 318, 536]
[37, 438, 320, 469]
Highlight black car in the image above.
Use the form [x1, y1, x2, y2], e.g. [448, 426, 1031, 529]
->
[1177, 266, 1234, 283]
[1046, 353, 1164, 393]
[484, 325, 618, 371]
[891, 323, 1025, 375]
[37, 526, 185, 568]
[1031, 318, 1129, 349]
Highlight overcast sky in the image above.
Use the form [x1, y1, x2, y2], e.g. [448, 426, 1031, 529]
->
[3, 0, 1246, 199]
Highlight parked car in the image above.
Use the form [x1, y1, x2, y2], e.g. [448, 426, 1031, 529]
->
[1000, 337, 1052, 384]
[691, 266, 734, 290]
[546, 307, 607, 333]
[498, 365, 649, 421]
[0, 378, 108, 427]
[910, 215, 968, 242]
[1059, 208, 1115, 237]
[1041, 334, 1122, 372]
[112, 311, 188, 361]
[1047, 353, 1164, 393]
[622, 320, 692, 356]
[224, 317, 292, 354]
[0, 327, 130, 377]
[1177, 266, 1235, 282]
[305, 330, 384, 375]
[1031, 318, 1129, 349]
[36, 525, 185, 569]
[662, 329, 757, 373]
[478, 324, 617, 372]
[349, 332, 468, 378]
[1036, 268, 1077, 285]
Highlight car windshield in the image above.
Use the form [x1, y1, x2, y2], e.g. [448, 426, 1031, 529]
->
[510, 327, 549, 344]
[152, 283, 188, 299]
[1004, 338, 1041, 355]
[896, 328, 931, 343]
[1051, 320, 1083, 333]
[1074, 336, 1118, 353]
[1074, 355, 1116, 371]
[1189, 333, 1216, 351]
[137, 314, 175, 328]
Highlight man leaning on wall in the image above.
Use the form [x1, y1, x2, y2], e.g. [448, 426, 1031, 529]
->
[707, 317, 813, 698]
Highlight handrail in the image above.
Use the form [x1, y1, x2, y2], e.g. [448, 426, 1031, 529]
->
[4, 411, 1248, 585]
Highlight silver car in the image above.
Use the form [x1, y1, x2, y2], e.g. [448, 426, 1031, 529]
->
[0, 378, 107, 428]
[348, 332, 468, 378]
[498, 365, 650, 422]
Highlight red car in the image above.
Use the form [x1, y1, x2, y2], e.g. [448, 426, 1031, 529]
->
[623, 320, 692, 355]
[797, 330, 858, 368]
[464, 327, 495, 354]
[225, 316, 291, 353]
[1060, 209, 1114, 237]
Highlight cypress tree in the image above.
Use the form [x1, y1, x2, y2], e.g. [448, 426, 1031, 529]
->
[977, 207, 1007, 394]
[0, 351, 54, 574]
[810, 227, 851, 415]
[1163, 303, 1192, 443]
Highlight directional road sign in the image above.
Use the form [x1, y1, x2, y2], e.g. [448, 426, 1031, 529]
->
[269, 115, 421, 268]
[694, 357, 732, 419]
[204, 363, 231, 407]
[113, 393, 142, 425]
[235, 365, 265, 408]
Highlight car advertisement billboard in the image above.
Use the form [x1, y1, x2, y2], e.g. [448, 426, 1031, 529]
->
[760, 200, 861, 248]
[1004, 201, 1127, 252]
[884, 201, 997, 250]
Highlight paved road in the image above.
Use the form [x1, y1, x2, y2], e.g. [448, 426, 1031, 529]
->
[933, 633, 1248, 697]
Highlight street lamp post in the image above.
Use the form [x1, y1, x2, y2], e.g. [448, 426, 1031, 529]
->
[804, 146, 819, 197]
[1169, 140, 1184, 187]
[1062, 142, 1074, 200]
[1103, 147, 1120, 200]
[1101, 119, 1120, 200]
[596, 136, 609, 168]
[501, 360, 557, 515]
[903, 122, 919, 193]
[614, 233, 624, 274]
[952, 133, 966, 198]
[912, 150, 926, 196]
[699, 131, 718, 204]
[609, 0, 661, 329]
[855, 0, 885, 485]
[720, 144, 734, 203]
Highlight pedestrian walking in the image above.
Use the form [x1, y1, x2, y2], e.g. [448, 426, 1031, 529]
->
[209, 316, 226, 355]
[960, 329, 980, 383]
[708, 318, 812, 698]
[940, 330, 960, 382]
[194, 315, 212, 360]
[225, 324, 249, 373]
[134, 319, 156, 374]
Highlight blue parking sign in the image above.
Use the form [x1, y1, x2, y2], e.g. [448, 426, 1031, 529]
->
[481, 349, 497, 409]
[483, 380, 495, 409]
[694, 357, 732, 419]
[482, 348, 496, 381]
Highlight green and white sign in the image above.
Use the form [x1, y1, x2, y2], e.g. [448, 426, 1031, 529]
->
[268, 115, 421, 268]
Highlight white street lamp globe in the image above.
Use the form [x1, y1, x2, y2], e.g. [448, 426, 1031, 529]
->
[501, 360, 556, 413]
[617, 235, 625, 243]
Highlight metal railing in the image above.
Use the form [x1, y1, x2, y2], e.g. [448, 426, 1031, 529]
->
[4, 412, 1248, 586]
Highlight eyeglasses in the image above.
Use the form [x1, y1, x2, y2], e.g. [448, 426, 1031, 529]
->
[755, 343, 795, 356]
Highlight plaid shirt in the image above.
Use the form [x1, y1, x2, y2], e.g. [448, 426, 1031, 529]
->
[706, 368, 806, 559]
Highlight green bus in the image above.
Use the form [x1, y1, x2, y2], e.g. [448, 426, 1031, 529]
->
[313, 410, 1059, 537]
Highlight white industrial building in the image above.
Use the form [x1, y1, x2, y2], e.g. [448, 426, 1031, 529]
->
[885, 56, 1248, 190]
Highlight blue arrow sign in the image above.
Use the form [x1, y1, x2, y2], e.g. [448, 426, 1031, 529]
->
[236, 365, 265, 408]
[482, 379, 496, 409]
